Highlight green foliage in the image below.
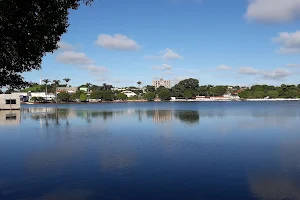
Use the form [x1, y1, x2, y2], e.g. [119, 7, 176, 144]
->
[158, 88, 171, 101]
[57, 92, 70, 102]
[80, 93, 87, 102]
[143, 92, 156, 101]
[31, 97, 37, 102]
[183, 90, 193, 99]
[37, 97, 44, 102]
[102, 90, 114, 101]
[238, 91, 252, 99]
[145, 85, 155, 93]
[69, 90, 84, 101]
[252, 91, 265, 99]
[116, 93, 128, 100]
[90, 91, 102, 100]
[172, 78, 199, 97]
[128, 95, 139, 100]
[267, 90, 279, 99]
[1, 0, 93, 89]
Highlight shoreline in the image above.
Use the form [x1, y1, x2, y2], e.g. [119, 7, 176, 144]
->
[21, 98, 300, 105]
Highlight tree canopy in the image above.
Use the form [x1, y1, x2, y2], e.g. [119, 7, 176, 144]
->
[1, 0, 93, 89]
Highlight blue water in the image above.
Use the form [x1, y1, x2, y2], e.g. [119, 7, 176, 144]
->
[1, 102, 300, 200]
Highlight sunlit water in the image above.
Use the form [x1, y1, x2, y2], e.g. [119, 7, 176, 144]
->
[1, 102, 300, 200]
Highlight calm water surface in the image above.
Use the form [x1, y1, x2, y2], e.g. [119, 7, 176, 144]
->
[1, 102, 300, 200]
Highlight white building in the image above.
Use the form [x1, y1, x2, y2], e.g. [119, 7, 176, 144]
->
[121, 91, 137, 98]
[152, 79, 171, 89]
[0, 94, 21, 110]
[57, 87, 78, 93]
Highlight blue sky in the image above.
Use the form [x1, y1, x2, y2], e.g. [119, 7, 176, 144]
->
[24, 0, 300, 87]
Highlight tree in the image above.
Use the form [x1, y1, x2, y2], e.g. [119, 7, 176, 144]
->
[116, 93, 127, 101]
[90, 91, 102, 100]
[70, 90, 84, 101]
[43, 79, 50, 101]
[53, 80, 60, 103]
[137, 81, 142, 89]
[238, 91, 252, 99]
[31, 97, 37, 102]
[253, 91, 265, 99]
[63, 78, 71, 87]
[37, 97, 44, 102]
[0, 90, 2, 94]
[267, 90, 279, 99]
[1, 0, 93, 89]
[143, 92, 156, 101]
[183, 90, 193, 99]
[158, 89, 171, 101]
[102, 90, 114, 101]
[86, 82, 91, 101]
[145, 85, 155, 93]
[57, 92, 70, 102]
[80, 93, 87, 102]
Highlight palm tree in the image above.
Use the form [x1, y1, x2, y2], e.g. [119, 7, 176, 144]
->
[43, 79, 50, 102]
[63, 78, 71, 87]
[53, 80, 60, 103]
[86, 83, 91, 102]
[137, 81, 142, 97]
[137, 81, 142, 89]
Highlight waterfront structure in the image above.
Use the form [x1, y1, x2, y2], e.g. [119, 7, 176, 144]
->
[0, 94, 21, 110]
[57, 87, 78, 94]
[152, 79, 171, 89]
[121, 91, 137, 98]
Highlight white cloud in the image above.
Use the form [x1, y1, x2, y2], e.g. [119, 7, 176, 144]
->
[238, 67, 260, 75]
[162, 48, 183, 60]
[216, 65, 232, 71]
[58, 41, 75, 51]
[95, 34, 140, 51]
[152, 64, 172, 70]
[56, 51, 93, 65]
[262, 68, 291, 80]
[246, 0, 300, 23]
[145, 48, 183, 60]
[272, 31, 300, 54]
[82, 65, 108, 75]
[286, 63, 300, 68]
[238, 67, 292, 80]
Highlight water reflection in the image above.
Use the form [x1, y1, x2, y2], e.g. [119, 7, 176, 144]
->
[0, 110, 21, 126]
[21, 108, 202, 125]
[174, 111, 200, 125]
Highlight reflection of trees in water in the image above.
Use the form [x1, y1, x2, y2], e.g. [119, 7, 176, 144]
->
[174, 111, 200, 125]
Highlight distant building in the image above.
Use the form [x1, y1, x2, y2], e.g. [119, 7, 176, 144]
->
[152, 79, 171, 89]
[57, 87, 78, 94]
[0, 94, 21, 110]
[121, 91, 137, 98]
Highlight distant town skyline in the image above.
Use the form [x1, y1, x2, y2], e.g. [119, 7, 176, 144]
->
[23, 0, 300, 87]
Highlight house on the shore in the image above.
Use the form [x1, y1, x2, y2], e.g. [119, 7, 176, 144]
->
[121, 90, 137, 98]
[0, 94, 21, 110]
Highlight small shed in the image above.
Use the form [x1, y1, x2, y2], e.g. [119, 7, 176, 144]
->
[0, 94, 21, 110]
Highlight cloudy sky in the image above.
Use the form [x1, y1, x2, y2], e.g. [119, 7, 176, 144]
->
[24, 0, 300, 87]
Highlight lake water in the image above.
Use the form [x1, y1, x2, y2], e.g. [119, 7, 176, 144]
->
[1, 102, 300, 200]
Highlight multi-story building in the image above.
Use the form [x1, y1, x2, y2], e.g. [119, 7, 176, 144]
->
[152, 79, 171, 89]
